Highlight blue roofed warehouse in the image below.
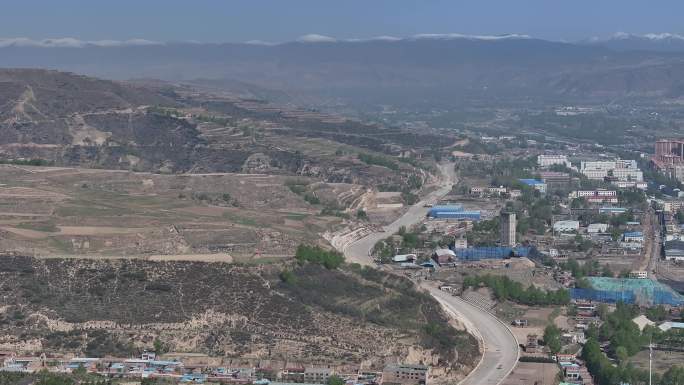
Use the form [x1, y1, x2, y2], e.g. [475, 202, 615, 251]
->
[427, 205, 480, 220]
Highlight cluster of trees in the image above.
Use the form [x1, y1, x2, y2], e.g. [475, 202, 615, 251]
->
[543, 324, 562, 354]
[599, 303, 645, 358]
[326, 375, 345, 385]
[500, 191, 556, 238]
[397, 226, 421, 249]
[643, 166, 682, 194]
[462, 275, 570, 306]
[0, 372, 29, 385]
[295, 244, 345, 269]
[676, 210, 684, 224]
[285, 179, 321, 205]
[582, 334, 684, 385]
[142, 378, 178, 385]
[560, 259, 614, 280]
[373, 226, 425, 262]
[0, 370, 112, 385]
[618, 188, 646, 206]
[518, 112, 633, 145]
[401, 191, 419, 205]
[466, 217, 500, 246]
[582, 337, 649, 385]
[581, 302, 684, 385]
[453, 139, 500, 155]
[609, 211, 636, 227]
[456, 156, 537, 182]
[397, 156, 435, 174]
[569, 233, 594, 252]
[0, 158, 52, 166]
[358, 153, 399, 171]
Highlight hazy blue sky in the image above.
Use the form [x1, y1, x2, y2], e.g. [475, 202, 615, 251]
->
[1, 0, 682, 43]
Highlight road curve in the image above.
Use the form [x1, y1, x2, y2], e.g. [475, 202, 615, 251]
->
[340, 163, 519, 385]
[428, 287, 519, 385]
[343, 163, 456, 266]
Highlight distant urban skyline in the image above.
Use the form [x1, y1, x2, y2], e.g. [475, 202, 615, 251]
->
[1, 0, 684, 44]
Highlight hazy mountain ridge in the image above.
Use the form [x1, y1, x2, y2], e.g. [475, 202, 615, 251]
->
[584, 32, 684, 52]
[1, 37, 683, 104]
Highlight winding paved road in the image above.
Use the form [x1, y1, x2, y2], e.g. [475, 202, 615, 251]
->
[340, 163, 519, 385]
[344, 163, 457, 266]
[428, 287, 519, 385]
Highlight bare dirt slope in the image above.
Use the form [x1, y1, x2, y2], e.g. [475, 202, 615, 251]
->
[0, 256, 478, 379]
[0, 164, 365, 259]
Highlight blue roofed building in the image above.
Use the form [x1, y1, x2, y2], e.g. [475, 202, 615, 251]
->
[427, 205, 480, 220]
[518, 179, 547, 193]
[430, 210, 481, 220]
[454, 246, 531, 260]
[598, 207, 627, 214]
[623, 231, 644, 243]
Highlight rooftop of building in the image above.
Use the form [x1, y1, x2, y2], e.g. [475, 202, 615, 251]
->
[658, 321, 684, 331]
[665, 240, 684, 249]
[598, 207, 627, 211]
[429, 204, 463, 211]
[554, 220, 580, 226]
[519, 178, 545, 185]
[384, 364, 429, 371]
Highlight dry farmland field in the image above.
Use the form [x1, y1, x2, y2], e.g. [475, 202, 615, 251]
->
[0, 164, 352, 261]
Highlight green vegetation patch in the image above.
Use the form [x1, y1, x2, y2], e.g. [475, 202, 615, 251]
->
[16, 221, 59, 232]
[463, 274, 570, 306]
[295, 244, 345, 269]
[278, 263, 478, 365]
[358, 153, 399, 171]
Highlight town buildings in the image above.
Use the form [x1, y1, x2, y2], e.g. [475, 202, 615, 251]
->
[381, 364, 428, 385]
[612, 180, 648, 190]
[580, 160, 643, 182]
[427, 205, 481, 221]
[433, 249, 456, 265]
[537, 155, 572, 169]
[587, 223, 608, 234]
[656, 197, 684, 213]
[622, 231, 644, 243]
[500, 212, 516, 247]
[469, 186, 507, 197]
[572, 189, 618, 204]
[664, 240, 684, 262]
[629, 271, 648, 279]
[539, 171, 573, 186]
[303, 367, 334, 384]
[525, 334, 539, 353]
[453, 238, 468, 249]
[518, 179, 547, 193]
[553, 220, 580, 233]
[652, 139, 684, 181]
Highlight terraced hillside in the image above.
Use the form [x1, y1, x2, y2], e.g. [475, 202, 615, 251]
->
[0, 69, 452, 188]
[0, 164, 370, 259]
[0, 256, 479, 382]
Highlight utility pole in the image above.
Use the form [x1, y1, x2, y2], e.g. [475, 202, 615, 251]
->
[649, 336, 652, 385]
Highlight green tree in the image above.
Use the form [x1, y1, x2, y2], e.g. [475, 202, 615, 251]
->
[295, 244, 345, 269]
[152, 338, 171, 354]
[661, 366, 684, 385]
[615, 346, 628, 364]
[543, 324, 562, 354]
[326, 375, 345, 385]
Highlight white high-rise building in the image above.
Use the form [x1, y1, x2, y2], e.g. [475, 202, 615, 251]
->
[580, 159, 643, 181]
[538, 155, 572, 168]
[500, 212, 516, 247]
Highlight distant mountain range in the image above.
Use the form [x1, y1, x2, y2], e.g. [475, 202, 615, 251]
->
[584, 32, 684, 52]
[2, 33, 684, 105]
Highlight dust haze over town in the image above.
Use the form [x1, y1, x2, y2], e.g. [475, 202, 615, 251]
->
[0, 2, 683, 385]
